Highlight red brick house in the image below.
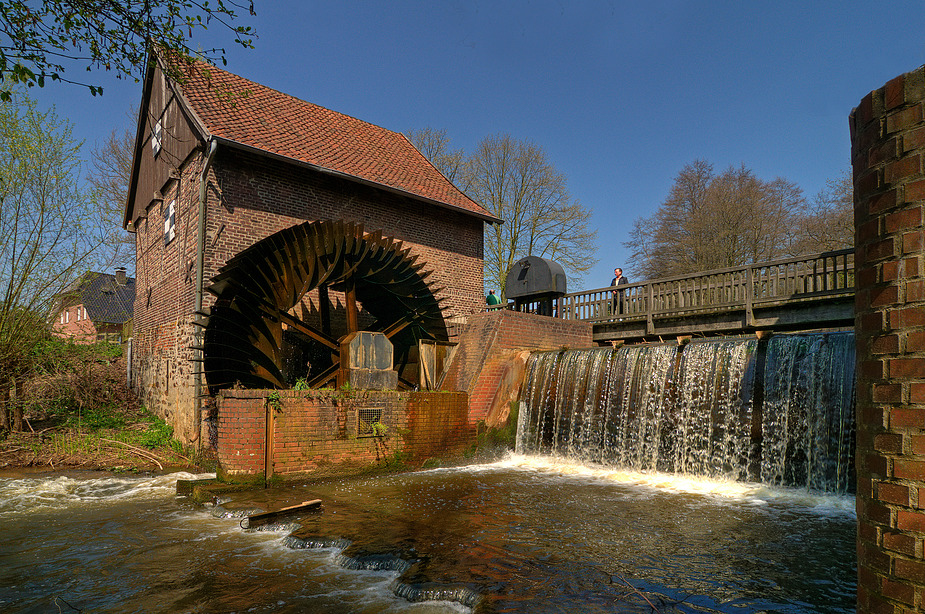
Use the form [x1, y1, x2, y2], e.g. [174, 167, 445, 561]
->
[123, 54, 498, 444]
[52, 269, 134, 344]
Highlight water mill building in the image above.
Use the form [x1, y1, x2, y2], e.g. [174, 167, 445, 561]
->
[123, 53, 502, 445]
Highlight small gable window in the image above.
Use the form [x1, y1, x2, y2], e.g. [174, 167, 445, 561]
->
[164, 200, 176, 245]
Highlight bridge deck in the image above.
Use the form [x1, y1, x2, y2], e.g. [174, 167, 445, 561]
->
[511, 249, 855, 343]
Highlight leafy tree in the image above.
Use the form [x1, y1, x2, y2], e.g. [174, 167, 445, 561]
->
[0, 86, 108, 431]
[407, 129, 597, 296]
[624, 160, 806, 279]
[0, 0, 256, 99]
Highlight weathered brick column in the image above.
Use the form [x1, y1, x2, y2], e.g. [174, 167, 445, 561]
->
[852, 66, 925, 612]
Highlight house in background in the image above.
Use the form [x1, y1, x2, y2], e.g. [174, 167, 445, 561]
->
[53, 268, 135, 344]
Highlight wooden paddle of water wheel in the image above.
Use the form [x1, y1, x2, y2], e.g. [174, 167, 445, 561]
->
[196, 220, 448, 392]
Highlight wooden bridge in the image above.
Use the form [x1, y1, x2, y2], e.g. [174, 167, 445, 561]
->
[514, 249, 855, 344]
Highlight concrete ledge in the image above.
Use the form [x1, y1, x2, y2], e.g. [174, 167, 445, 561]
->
[443, 309, 592, 425]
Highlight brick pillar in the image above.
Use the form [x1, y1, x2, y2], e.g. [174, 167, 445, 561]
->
[851, 66, 925, 612]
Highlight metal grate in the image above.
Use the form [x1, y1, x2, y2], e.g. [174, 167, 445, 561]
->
[357, 403, 385, 437]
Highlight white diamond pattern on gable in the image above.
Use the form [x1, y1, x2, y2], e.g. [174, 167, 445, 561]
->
[152, 119, 162, 156]
[164, 200, 176, 245]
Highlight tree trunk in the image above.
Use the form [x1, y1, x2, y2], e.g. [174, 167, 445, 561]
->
[11, 377, 24, 432]
[0, 383, 10, 431]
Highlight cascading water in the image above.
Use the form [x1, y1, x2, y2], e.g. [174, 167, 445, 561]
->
[761, 332, 856, 492]
[517, 332, 856, 493]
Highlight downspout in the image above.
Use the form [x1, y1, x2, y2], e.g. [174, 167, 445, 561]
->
[193, 139, 218, 446]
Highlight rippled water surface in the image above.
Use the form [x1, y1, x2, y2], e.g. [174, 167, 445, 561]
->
[0, 456, 856, 613]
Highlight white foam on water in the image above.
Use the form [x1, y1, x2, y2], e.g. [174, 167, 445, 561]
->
[0, 471, 214, 515]
[475, 453, 856, 515]
[372, 596, 472, 614]
[222, 520, 473, 613]
[0, 469, 468, 613]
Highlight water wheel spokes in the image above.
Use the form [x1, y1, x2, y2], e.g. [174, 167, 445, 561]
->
[201, 220, 447, 393]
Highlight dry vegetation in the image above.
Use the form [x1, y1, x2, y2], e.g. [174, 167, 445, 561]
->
[0, 343, 202, 474]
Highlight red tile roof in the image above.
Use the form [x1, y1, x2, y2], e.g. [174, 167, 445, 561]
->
[170, 59, 496, 221]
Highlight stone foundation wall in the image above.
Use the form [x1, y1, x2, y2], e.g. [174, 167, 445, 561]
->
[216, 389, 473, 479]
[131, 316, 199, 443]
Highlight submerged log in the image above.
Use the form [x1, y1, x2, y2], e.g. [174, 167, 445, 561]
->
[245, 499, 322, 528]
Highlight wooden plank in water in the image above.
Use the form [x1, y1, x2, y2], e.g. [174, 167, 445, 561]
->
[246, 499, 322, 528]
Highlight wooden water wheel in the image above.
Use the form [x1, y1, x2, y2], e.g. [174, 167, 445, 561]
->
[196, 220, 447, 392]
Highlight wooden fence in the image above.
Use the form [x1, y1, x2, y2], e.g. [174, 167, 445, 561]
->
[534, 249, 854, 334]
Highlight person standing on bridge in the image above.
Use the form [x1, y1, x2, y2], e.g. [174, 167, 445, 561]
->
[486, 289, 501, 307]
[611, 268, 628, 315]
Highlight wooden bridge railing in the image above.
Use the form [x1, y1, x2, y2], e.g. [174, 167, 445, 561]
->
[548, 249, 854, 328]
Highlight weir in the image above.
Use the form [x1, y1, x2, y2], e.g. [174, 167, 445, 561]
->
[516, 331, 856, 493]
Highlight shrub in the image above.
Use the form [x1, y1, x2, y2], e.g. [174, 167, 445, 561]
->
[137, 418, 175, 449]
[20, 339, 144, 427]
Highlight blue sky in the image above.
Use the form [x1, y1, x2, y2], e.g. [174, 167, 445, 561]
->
[40, 1, 925, 291]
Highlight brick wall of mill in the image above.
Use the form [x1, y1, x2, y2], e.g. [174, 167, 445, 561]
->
[215, 389, 473, 479]
[131, 146, 487, 444]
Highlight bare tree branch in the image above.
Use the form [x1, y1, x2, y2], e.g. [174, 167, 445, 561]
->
[791, 168, 853, 254]
[86, 119, 135, 272]
[624, 160, 823, 280]
[405, 127, 464, 184]
[464, 134, 597, 295]
[409, 129, 598, 295]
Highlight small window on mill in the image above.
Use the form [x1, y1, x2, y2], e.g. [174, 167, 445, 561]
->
[164, 200, 176, 245]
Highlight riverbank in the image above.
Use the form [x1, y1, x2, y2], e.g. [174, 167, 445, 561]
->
[1, 343, 202, 476]
[0, 407, 204, 476]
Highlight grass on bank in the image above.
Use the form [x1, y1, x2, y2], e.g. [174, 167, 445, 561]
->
[2, 409, 193, 473]
[0, 340, 200, 473]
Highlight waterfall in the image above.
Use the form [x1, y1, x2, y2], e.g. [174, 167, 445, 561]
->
[761, 333, 856, 492]
[516, 332, 856, 493]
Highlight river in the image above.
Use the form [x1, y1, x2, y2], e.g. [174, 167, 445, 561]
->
[0, 454, 855, 613]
